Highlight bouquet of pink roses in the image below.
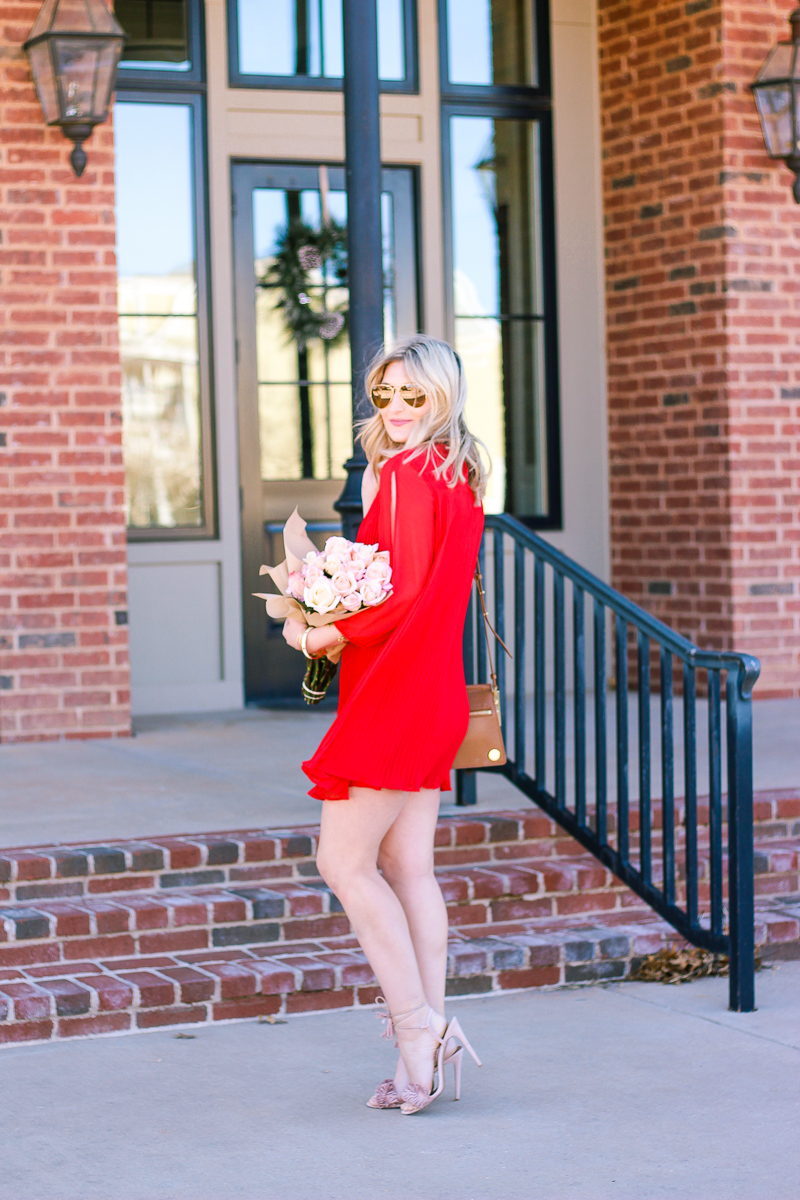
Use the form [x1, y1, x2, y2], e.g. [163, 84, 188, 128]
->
[287, 536, 393, 617]
[255, 509, 392, 703]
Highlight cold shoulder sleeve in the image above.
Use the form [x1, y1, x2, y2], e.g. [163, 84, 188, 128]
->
[334, 457, 436, 649]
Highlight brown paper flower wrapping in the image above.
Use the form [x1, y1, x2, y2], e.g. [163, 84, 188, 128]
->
[253, 507, 380, 627]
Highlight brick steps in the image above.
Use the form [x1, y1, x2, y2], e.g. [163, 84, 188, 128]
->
[1, 836, 796, 969]
[1, 840, 795, 969]
[1, 789, 797, 907]
[0, 897, 796, 1045]
[0, 793, 796, 1046]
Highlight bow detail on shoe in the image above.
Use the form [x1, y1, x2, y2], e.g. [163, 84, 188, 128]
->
[399, 1083, 431, 1114]
[367, 1078, 402, 1109]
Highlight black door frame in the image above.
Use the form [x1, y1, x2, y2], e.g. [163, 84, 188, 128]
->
[231, 160, 420, 702]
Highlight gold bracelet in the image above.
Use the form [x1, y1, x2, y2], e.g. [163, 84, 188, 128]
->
[300, 627, 319, 660]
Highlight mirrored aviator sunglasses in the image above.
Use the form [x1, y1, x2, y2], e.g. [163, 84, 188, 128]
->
[370, 383, 427, 409]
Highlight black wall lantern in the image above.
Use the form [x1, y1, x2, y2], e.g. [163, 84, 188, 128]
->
[23, 0, 127, 178]
[752, 7, 800, 203]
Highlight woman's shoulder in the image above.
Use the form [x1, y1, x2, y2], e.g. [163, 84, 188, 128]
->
[383, 448, 435, 486]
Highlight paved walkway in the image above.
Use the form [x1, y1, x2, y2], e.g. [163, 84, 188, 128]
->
[2, 961, 798, 1200]
[2, 698, 799, 847]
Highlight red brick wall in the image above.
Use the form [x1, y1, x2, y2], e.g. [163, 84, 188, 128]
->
[599, 0, 800, 697]
[0, 4, 131, 741]
[722, 1, 800, 695]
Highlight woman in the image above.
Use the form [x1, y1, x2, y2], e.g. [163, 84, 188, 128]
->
[281, 335, 486, 1114]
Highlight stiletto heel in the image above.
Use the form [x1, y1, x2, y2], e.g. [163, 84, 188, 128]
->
[443, 1015, 482, 1067]
[450, 1046, 463, 1101]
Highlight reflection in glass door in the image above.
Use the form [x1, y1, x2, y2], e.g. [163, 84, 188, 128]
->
[233, 163, 419, 702]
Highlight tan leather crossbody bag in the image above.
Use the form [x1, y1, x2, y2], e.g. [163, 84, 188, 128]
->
[453, 564, 511, 771]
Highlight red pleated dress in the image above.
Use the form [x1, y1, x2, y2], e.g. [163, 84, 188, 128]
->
[302, 448, 484, 801]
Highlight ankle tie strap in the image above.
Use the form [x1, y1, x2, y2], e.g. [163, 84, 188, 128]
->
[374, 998, 431, 1042]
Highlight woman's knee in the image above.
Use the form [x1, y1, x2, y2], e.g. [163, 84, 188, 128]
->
[316, 847, 373, 899]
[378, 845, 435, 889]
[315, 847, 343, 893]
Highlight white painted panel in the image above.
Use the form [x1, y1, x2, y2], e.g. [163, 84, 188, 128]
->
[128, 562, 222, 687]
[547, 5, 611, 585]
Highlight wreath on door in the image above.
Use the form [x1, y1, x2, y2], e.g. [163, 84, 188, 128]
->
[263, 219, 348, 350]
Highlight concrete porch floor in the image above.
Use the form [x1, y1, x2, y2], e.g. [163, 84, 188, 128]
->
[1, 697, 799, 848]
[1, 961, 798, 1200]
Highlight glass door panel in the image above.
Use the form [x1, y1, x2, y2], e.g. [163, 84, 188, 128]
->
[233, 162, 418, 701]
[450, 114, 549, 518]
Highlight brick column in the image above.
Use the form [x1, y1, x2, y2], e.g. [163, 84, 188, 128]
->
[0, 4, 131, 741]
[599, 0, 800, 698]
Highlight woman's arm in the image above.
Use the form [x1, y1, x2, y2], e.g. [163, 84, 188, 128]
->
[362, 460, 379, 516]
[332, 459, 436, 649]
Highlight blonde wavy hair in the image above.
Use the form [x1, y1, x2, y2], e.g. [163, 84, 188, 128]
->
[358, 335, 489, 504]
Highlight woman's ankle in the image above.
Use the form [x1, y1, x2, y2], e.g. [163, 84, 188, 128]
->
[429, 1008, 446, 1039]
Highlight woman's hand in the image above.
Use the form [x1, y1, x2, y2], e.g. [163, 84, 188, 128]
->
[282, 618, 306, 652]
[283, 618, 347, 660]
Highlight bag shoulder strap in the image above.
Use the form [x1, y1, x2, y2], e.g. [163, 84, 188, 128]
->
[474, 563, 511, 693]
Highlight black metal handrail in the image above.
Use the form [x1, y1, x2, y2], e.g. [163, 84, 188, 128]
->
[457, 513, 760, 1012]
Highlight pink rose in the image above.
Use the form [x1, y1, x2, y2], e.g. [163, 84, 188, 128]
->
[324, 553, 344, 576]
[359, 578, 385, 606]
[331, 569, 358, 596]
[365, 559, 392, 588]
[286, 571, 305, 600]
[305, 578, 339, 614]
[374, 549, 390, 563]
[351, 542, 376, 567]
[339, 591, 361, 612]
[303, 563, 322, 586]
[324, 535, 349, 555]
[349, 554, 371, 580]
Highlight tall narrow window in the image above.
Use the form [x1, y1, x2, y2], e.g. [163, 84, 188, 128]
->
[115, 98, 212, 535]
[442, 0, 559, 526]
[446, 0, 536, 88]
[228, 0, 415, 91]
[113, 0, 204, 82]
[450, 116, 547, 516]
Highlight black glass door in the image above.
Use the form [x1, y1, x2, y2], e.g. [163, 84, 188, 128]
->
[232, 162, 419, 702]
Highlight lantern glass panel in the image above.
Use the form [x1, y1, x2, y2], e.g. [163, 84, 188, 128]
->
[49, 0, 123, 34]
[754, 41, 795, 84]
[27, 41, 60, 123]
[754, 83, 794, 157]
[52, 36, 121, 121]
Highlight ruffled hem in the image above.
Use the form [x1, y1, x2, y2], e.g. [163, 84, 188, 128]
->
[302, 761, 453, 802]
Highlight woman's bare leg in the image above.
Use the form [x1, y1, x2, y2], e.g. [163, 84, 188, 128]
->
[376, 788, 448, 1091]
[316, 786, 444, 1093]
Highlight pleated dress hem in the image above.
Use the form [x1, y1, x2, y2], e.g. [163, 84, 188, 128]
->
[302, 761, 454, 802]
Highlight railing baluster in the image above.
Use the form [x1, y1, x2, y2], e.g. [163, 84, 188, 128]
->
[534, 556, 546, 793]
[514, 541, 526, 773]
[683, 663, 698, 927]
[594, 600, 607, 843]
[573, 585, 586, 826]
[615, 616, 629, 865]
[493, 527, 507, 735]
[707, 668, 723, 937]
[660, 647, 675, 906]
[554, 571, 566, 809]
[637, 631, 652, 886]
